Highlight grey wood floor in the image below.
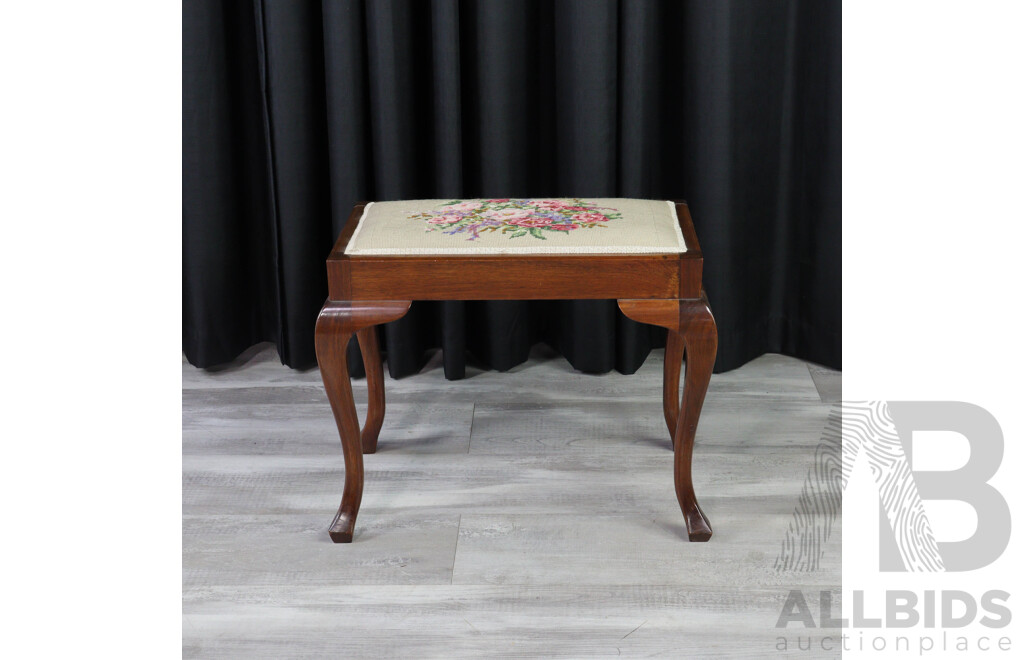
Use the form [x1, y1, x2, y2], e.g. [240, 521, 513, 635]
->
[184, 344, 841, 658]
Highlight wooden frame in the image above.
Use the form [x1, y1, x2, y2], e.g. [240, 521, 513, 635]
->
[316, 202, 718, 543]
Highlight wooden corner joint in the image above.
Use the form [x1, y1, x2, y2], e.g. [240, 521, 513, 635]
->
[617, 294, 717, 340]
[315, 300, 412, 337]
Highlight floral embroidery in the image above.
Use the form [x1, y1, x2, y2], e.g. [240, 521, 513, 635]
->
[409, 198, 623, 241]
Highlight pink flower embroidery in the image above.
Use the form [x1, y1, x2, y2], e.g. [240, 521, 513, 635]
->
[484, 208, 533, 221]
[508, 217, 553, 228]
[414, 199, 622, 241]
[574, 212, 607, 224]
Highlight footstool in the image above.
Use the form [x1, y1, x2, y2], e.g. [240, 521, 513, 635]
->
[315, 198, 717, 543]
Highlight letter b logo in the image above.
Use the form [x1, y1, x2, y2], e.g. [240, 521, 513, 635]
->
[881, 402, 1011, 571]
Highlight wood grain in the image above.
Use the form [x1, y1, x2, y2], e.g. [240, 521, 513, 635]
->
[467, 399, 831, 454]
[326, 202, 703, 301]
[807, 363, 842, 403]
[356, 326, 385, 453]
[315, 301, 411, 542]
[663, 331, 683, 435]
[183, 513, 461, 589]
[183, 401, 475, 456]
[184, 585, 841, 659]
[619, 294, 718, 541]
[335, 254, 693, 300]
[317, 201, 716, 542]
[452, 512, 839, 586]
[183, 346, 841, 658]
[183, 347, 822, 402]
[182, 450, 823, 518]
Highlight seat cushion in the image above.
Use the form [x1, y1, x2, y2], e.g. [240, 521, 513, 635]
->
[343, 198, 687, 255]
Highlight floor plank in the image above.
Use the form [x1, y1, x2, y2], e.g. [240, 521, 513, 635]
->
[184, 402, 474, 456]
[183, 450, 829, 517]
[184, 514, 461, 589]
[183, 585, 841, 659]
[469, 397, 831, 454]
[184, 345, 822, 402]
[452, 512, 840, 588]
[183, 345, 841, 658]
[807, 363, 842, 403]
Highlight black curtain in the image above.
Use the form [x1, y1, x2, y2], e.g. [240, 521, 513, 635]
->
[183, 0, 840, 378]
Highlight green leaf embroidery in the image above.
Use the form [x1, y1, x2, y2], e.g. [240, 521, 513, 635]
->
[414, 199, 624, 241]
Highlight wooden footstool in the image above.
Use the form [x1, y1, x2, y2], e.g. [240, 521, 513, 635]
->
[315, 198, 717, 543]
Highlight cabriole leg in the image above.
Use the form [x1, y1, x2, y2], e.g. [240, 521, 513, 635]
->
[619, 295, 718, 541]
[356, 327, 385, 454]
[315, 300, 411, 543]
[663, 331, 683, 440]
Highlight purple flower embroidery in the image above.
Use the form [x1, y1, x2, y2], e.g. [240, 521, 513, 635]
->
[410, 199, 623, 241]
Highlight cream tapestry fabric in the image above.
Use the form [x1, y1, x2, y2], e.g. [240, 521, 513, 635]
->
[344, 198, 687, 255]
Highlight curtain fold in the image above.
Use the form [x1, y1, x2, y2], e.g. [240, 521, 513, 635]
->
[183, 0, 841, 377]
